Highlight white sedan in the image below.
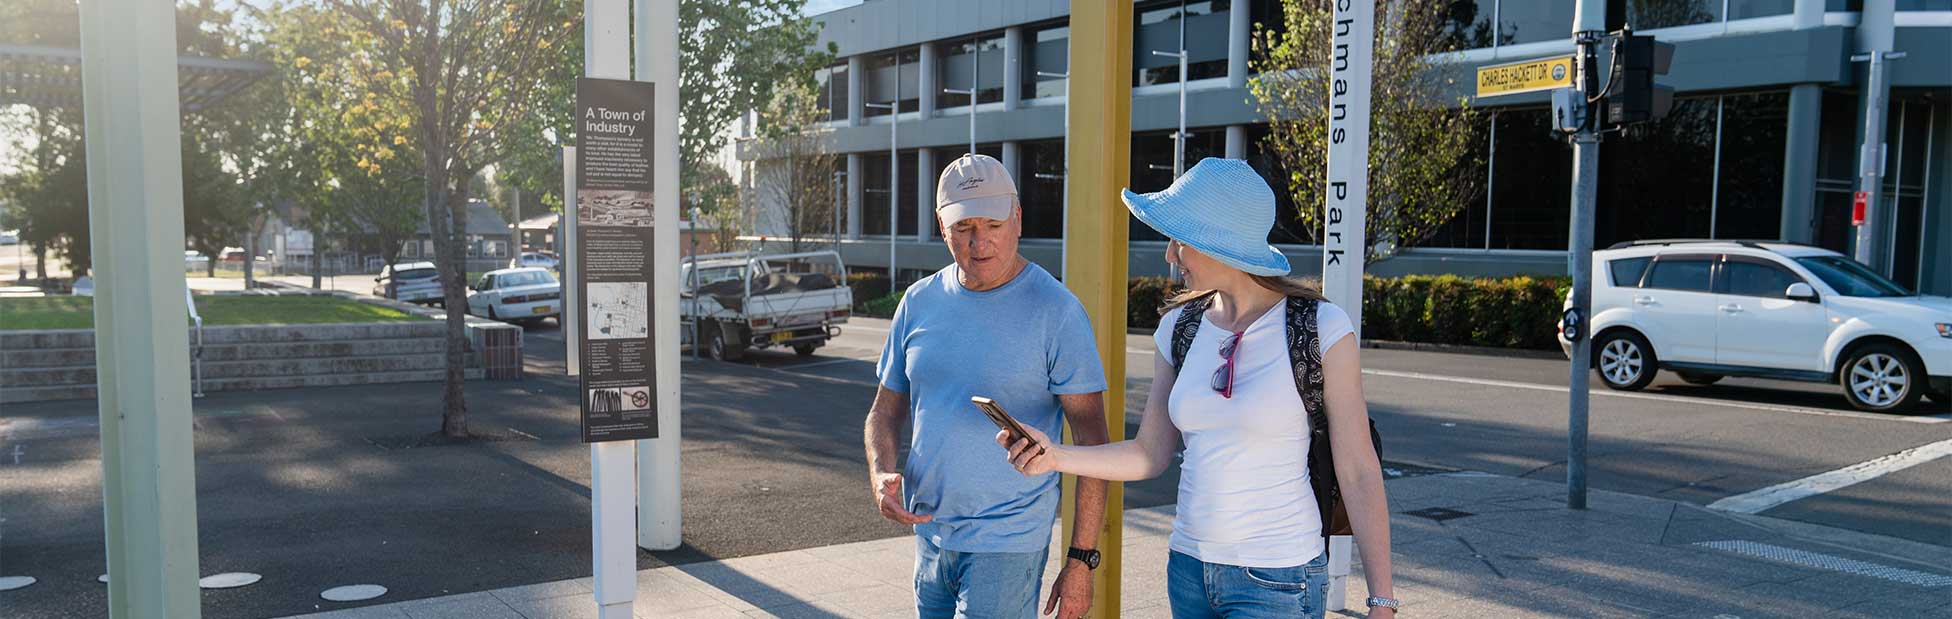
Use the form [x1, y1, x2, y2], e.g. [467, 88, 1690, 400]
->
[466, 267, 562, 326]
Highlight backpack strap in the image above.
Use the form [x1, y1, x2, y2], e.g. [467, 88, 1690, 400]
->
[1285, 297, 1329, 445]
[1168, 294, 1214, 374]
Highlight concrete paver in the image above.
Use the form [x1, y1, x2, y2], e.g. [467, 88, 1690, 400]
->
[281, 473, 1952, 619]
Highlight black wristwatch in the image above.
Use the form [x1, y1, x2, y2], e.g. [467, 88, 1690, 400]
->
[1067, 547, 1101, 570]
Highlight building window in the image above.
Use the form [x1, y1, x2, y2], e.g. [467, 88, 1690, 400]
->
[1896, 0, 1952, 9]
[816, 62, 848, 123]
[1595, 97, 1718, 247]
[1134, 0, 1230, 87]
[1488, 108, 1572, 249]
[1439, 0, 1497, 51]
[1248, 0, 1289, 43]
[1714, 92, 1789, 241]
[1244, 124, 1313, 245]
[1019, 140, 1066, 239]
[1130, 128, 1227, 242]
[863, 49, 920, 116]
[1025, 23, 1069, 99]
[1629, 0, 1723, 29]
[1496, 0, 1576, 46]
[860, 152, 919, 236]
[1415, 112, 1494, 249]
[1726, 0, 1794, 19]
[940, 33, 1005, 107]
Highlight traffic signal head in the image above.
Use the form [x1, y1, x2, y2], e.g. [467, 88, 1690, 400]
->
[1605, 33, 1676, 126]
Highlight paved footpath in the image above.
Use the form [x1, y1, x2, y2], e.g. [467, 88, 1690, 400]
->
[281, 472, 1952, 619]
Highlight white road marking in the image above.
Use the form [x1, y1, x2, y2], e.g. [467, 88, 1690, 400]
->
[1706, 438, 1952, 514]
[1360, 368, 1950, 424]
[1694, 540, 1952, 586]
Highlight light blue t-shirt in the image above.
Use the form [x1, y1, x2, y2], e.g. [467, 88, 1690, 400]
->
[878, 261, 1108, 553]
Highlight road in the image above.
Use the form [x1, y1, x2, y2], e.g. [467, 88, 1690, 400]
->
[2, 316, 1946, 618]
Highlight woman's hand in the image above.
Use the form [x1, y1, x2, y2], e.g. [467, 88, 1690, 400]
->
[994, 425, 1061, 476]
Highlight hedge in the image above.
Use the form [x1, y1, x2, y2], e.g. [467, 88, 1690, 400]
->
[1125, 274, 1570, 350]
[846, 273, 892, 312]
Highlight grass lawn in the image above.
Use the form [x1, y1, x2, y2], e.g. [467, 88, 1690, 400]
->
[1, 295, 426, 330]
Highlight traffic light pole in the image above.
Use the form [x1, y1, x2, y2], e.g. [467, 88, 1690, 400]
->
[1565, 1, 1607, 511]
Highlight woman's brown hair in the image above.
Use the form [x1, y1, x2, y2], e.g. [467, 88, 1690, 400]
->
[1159, 275, 1325, 315]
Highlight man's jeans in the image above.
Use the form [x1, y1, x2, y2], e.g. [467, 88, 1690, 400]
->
[1166, 550, 1330, 619]
[915, 536, 1050, 619]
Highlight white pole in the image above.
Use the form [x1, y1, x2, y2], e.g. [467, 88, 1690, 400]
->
[1320, 0, 1373, 611]
[634, 0, 684, 554]
[585, 0, 637, 616]
[83, 0, 203, 613]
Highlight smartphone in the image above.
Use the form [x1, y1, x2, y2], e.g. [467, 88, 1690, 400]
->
[972, 396, 1044, 454]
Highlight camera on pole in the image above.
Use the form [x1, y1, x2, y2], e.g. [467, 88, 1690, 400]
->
[1603, 30, 1675, 127]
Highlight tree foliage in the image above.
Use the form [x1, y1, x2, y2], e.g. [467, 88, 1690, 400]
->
[1251, 0, 1485, 262]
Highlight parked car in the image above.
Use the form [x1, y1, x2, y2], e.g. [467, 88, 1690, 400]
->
[509, 251, 561, 271]
[680, 251, 852, 360]
[373, 262, 444, 305]
[466, 267, 561, 325]
[185, 250, 210, 269]
[1562, 240, 1950, 413]
[0, 230, 18, 245]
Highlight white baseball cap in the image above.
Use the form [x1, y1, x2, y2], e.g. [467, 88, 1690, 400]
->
[935, 154, 1017, 225]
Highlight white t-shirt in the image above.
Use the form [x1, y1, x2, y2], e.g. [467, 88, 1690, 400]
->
[1152, 299, 1354, 568]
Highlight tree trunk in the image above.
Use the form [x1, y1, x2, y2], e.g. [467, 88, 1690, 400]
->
[243, 221, 258, 289]
[311, 238, 323, 289]
[425, 168, 471, 439]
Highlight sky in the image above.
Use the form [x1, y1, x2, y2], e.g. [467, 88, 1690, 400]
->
[802, 0, 863, 17]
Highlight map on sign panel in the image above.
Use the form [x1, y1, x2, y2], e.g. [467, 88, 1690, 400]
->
[586, 281, 649, 340]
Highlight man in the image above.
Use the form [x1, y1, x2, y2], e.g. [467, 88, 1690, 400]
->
[864, 154, 1111, 619]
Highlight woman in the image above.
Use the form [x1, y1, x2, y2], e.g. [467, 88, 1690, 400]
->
[996, 158, 1397, 619]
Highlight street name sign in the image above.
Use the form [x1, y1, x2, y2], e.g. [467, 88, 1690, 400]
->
[1476, 54, 1575, 97]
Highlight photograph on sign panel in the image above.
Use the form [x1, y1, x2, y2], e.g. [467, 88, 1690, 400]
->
[577, 189, 654, 227]
[586, 281, 649, 340]
[587, 386, 652, 412]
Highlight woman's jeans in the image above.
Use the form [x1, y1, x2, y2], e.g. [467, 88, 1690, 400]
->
[1166, 550, 1330, 619]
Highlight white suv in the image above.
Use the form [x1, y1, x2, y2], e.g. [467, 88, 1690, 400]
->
[1563, 240, 1950, 413]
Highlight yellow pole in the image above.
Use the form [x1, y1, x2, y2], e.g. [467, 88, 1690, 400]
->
[1062, 2, 1132, 617]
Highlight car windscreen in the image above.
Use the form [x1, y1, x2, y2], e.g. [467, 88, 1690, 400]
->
[1794, 256, 1911, 297]
[395, 268, 438, 281]
[496, 271, 557, 287]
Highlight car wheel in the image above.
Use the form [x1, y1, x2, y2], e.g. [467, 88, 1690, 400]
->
[1593, 331, 1657, 391]
[1840, 344, 1925, 413]
[1677, 372, 1722, 386]
[793, 343, 818, 357]
[707, 323, 745, 362]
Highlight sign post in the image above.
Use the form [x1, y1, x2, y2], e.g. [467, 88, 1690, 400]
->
[1319, 0, 1373, 611]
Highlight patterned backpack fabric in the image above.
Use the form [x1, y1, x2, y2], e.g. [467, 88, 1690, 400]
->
[1168, 294, 1382, 547]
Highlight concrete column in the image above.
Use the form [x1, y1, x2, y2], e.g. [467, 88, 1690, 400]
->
[847, 153, 864, 238]
[1225, 125, 1246, 159]
[847, 55, 865, 126]
[81, 0, 202, 615]
[1004, 26, 1025, 111]
[917, 148, 936, 241]
[1228, 0, 1251, 89]
[1779, 84, 1822, 244]
[919, 42, 938, 116]
[1001, 141, 1021, 188]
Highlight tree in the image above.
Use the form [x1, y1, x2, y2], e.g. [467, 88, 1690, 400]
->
[292, 0, 577, 438]
[752, 81, 839, 254]
[1251, 0, 1485, 262]
[0, 107, 90, 279]
[676, 1, 833, 192]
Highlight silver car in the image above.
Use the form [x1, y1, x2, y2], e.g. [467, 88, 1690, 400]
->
[374, 262, 444, 305]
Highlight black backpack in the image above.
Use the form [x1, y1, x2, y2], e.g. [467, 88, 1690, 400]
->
[1168, 294, 1383, 546]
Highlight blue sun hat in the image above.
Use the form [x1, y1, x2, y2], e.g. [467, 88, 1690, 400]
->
[1121, 158, 1292, 276]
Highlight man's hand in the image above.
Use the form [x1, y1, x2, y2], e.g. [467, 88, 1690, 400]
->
[871, 472, 931, 525]
[1044, 561, 1094, 619]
